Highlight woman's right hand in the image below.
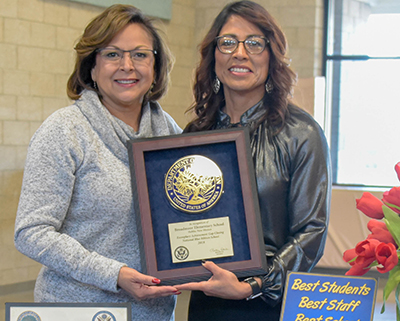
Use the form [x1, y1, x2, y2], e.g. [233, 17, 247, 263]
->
[117, 266, 180, 300]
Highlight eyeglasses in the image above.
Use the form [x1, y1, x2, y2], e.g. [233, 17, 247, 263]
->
[97, 47, 157, 65]
[215, 35, 269, 55]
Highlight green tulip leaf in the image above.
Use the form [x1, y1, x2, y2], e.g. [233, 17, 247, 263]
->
[383, 206, 400, 247]
[385, 201, 400, 212]
[396, 285, 400, 321]
[383, 266, 400, 305]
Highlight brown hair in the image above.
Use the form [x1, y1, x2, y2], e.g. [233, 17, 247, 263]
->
[67, 4, 173, 103]
[185, 0, 297, 133]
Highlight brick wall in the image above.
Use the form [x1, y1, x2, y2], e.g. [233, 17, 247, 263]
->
[0, 0, 94, 286]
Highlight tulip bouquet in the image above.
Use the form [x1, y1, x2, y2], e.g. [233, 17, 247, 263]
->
[343, 162, 400, 320]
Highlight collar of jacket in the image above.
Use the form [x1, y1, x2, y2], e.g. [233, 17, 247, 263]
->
[216, 98, 267, 128]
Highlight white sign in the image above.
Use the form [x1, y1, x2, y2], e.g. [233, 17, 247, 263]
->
[6, 303, 130, 321]
[168, 216, 234, 263]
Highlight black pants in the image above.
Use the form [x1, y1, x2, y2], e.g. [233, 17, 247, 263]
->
[188, 291, 282, 321]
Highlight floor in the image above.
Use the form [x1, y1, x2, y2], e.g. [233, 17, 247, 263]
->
[0, 281, 396, 321]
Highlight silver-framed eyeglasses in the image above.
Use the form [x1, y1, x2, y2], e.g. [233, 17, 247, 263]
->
[215, 35, 269, 55]
[97, 46, 157, 65]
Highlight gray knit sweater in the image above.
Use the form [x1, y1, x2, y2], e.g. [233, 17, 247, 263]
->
[15, 90, 182, 321]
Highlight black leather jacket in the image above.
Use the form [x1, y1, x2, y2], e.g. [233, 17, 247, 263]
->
[214, 101, 332, 305]
[188, 101, 331, 320]
[188, 101, 331, 321]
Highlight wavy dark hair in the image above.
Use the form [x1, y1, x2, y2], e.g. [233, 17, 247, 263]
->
[185, 0, 297, 133]
[67, 4, 173, 103]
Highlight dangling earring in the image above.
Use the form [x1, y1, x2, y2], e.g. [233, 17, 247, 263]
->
[148, 81, 156, 96]
[93, 81, 98, 90]
[149, 82, 155, 94]
[213, 76, 220, 94]
[265, 78, 273, 94]
[144, 82, 156, 102]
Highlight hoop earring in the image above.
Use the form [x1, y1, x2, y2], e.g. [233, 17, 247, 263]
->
[265, 78, 273, 94]
[213, 76, 220, 94]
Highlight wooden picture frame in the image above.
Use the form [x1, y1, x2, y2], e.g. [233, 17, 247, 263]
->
[128, 127, 267, 285]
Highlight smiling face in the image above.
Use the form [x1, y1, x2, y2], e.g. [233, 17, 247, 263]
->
[91, 23, 155, 114]
[215, 15, 270, 101]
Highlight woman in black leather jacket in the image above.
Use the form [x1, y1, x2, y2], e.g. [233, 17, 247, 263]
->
[176, 1, 332, 320]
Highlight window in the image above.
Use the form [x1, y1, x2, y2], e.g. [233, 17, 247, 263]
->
[324, 0, 400, 187]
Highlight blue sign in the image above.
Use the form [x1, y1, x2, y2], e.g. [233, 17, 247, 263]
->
[280, 272, 377, 321]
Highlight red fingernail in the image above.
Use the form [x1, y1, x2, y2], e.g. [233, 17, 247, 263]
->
[174, 291, 181, 295]
[152, 278, 161, 284]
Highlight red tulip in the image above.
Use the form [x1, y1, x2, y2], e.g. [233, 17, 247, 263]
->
[367, 219, 397, 246]
[375, 242, 398, 273]
[344, 239, 380, 276]
[343, 248, 357, 265]
[395, 162, 400, 181]
[356, 192, 384, 219]
[345, 262, 374, 276]
[354, 239, 380, 263]
[382, 187, 400, 214]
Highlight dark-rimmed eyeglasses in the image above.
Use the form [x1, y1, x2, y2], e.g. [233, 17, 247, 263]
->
[215, 35, 269, 55]
[96, 46, 157, 65]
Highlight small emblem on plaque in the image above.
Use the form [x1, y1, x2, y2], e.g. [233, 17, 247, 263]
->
[165, 155, 223, 213]
[92, 311, 116, 321]
[174, 246, 189, 260]
[17, 311, 41, 321]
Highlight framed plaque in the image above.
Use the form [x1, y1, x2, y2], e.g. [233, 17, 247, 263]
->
[128, 127, 267, 285]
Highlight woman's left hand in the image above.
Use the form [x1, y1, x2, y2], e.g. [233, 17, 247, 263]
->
[174, 261, 253, 300]
[117, 266, 179, 300]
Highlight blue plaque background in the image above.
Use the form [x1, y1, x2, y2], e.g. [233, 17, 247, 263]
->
[144, 141, 251, 271]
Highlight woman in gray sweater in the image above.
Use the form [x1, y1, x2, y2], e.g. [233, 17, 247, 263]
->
[14, 5, 181, 321]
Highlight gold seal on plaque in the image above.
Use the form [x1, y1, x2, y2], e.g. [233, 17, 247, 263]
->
[165, 155, 223, 213]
